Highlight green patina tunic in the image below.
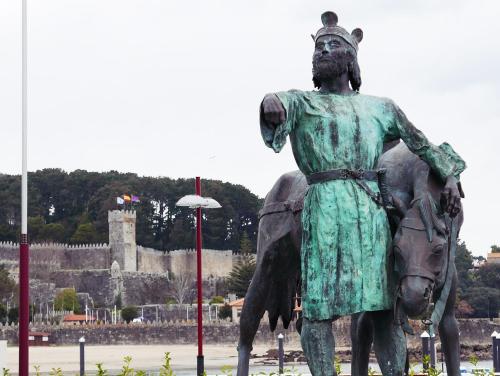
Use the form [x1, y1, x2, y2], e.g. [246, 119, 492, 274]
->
[261, 90, 466, 320]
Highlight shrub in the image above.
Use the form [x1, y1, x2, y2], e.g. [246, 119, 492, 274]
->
[121, 306, 138, 323]
[218, 303, 232, 320]
[7, 307, 18, 324]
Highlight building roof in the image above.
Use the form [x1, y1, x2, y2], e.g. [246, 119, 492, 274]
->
[228, 298, 245, 307]
[29, 332, 50, 336]
[63, 314, 95, 322]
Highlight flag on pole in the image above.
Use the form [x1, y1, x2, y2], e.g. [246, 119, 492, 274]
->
[116, 197, 125, 205]
[123, 195, 131, 202]
[131, 195, 140, 203]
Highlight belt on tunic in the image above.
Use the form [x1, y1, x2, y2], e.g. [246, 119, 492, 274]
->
[306, 168, 379, 184]
[306, 168, 388, 208]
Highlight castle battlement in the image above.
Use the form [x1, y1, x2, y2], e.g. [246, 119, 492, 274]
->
[0, 242, 109, 250]
[108, 210, 136, 221]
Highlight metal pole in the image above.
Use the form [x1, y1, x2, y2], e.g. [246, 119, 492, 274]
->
[430, 333, 436, 369]
[278, 333, 284, 374]
[496, 333, 500, 373]
[492, 331, 498, 373]
[79, 337, 85, 376]
[421, 331, 430, 371]
[195, 177, 204, 376]
[19, 0, 30, 374]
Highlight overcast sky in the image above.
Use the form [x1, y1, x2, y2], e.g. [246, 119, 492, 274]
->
[1, 0, 499, 256]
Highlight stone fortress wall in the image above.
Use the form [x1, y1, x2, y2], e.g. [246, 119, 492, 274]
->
[0, 210, 243, 306]
[0, 243, 237, 281]
[0, 242, 111, 276]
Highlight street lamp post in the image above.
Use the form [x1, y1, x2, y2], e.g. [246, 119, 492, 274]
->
[176, 177, 221, 376]
[19, 0, 30, 375]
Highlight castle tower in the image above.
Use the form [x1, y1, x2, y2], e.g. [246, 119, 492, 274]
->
[108, 210, 137, 272]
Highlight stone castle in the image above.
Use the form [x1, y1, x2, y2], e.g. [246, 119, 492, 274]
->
[0, 210, 242, 308]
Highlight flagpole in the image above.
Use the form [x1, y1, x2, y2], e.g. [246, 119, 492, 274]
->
[19, 0, 30, 374]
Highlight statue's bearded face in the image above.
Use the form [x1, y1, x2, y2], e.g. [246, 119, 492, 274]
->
[312, 35, 359, 89]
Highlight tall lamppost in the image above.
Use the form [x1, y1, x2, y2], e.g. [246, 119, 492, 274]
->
[176, 177, 221, 376]
[19, 0, 30, 375]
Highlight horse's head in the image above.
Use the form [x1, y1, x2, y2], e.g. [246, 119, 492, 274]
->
[392, 195, 449, 318]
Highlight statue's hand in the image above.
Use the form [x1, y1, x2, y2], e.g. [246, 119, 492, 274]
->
[441, 176, 461, 217]
[261, 94, 286, 126]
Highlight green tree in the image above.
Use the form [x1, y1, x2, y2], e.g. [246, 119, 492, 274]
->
[70, 223, 98, 244]
[28, 216, 46, 242]
[475, 263, 500, 289]
[455, 240, 474, 292]
[491, 244, 500, 253]
[218, 303, 232, 320]
[114, 294, 122, 309]
[239, 231, 254, 255]
[0, 170, 263, 249]
[226, 255, 256, 297]
[39, 223, 65, 242]
[0, 304, 7, 324]
[54, 288, 81, 313]
[121, 305, 138, 323]
[462, 287, 500, 318]
[8, 306, 18, 324]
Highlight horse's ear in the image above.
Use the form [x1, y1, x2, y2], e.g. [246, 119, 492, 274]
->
[418, 198, 434, 242]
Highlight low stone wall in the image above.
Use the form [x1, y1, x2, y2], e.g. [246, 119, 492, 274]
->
[0, 318, 497, 348]
[0, 320, 297, 346]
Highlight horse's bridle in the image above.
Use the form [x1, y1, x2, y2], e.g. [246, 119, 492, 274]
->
[393, 199, 457, 334]
[396, 216, 449, 286]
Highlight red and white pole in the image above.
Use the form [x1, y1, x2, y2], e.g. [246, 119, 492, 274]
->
[19, 0, 30, 374]
[195, 177, 204, 376]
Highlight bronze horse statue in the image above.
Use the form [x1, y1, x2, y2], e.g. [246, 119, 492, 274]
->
[236, 142, 463, 376]
[351, 144, 464, 376]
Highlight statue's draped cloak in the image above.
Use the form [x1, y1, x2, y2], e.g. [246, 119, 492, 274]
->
[261, 90, 465, 320]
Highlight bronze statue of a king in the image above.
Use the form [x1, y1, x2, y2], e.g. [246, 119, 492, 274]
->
[259, 11, 465, 375]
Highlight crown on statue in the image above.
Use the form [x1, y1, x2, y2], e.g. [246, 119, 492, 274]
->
[312, 11, 363, 52]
